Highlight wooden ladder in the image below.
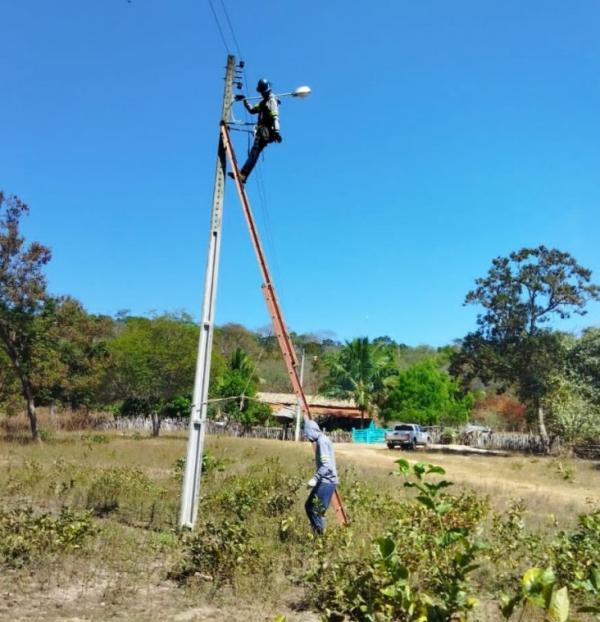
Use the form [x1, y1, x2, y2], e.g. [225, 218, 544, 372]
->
[220, 122, 348, 526]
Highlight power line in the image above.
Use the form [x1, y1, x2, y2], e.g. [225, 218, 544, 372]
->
[219, 0, 243, 60]
[207, 0, 230, 54]
[209, 1, 287, 328]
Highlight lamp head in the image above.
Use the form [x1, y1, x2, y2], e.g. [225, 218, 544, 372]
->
[292, 86, 311, 98]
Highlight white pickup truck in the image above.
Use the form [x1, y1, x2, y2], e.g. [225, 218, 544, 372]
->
[385, 424, 430, 450]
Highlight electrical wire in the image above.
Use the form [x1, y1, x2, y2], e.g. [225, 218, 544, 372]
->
[254, 165, 288, 313]
[219, 0, 243, 60]
[240, 347, 265, 400]
[207, 0, 291, 349]
[218, 0, 251, 97]
[207, 0, 230, 54]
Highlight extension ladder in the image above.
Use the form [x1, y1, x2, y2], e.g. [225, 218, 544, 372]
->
[220, 122, 348, 527]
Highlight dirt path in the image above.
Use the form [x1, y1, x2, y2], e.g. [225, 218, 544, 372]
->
[335, 443, 600, 517]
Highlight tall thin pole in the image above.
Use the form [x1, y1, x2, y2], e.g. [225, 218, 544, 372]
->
[179, 55, 236, 529]
[294, 349, 305, 442]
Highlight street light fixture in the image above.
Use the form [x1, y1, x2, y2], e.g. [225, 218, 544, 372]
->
[290, 85, 311, 98]
[245, 85, 312, 101]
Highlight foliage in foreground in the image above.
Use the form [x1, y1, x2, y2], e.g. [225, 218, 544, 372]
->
[0, 506, 97, 568]
[304, 461, 488, 621]
[169, 457, 303, 587]
[169, 454, 600, 620]
[4, 456, 179, 529]
[1, 435, 599, 620]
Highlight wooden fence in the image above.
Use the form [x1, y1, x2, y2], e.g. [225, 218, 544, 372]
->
[99, 417, 352, 443]
[426, 428, 562, 454]
[573, 443, 600, 460]
[100, 417, 188, 433]
[97, 418, 597, 456]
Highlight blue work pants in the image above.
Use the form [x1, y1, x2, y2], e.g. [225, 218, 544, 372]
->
[305, 481, 336, 534]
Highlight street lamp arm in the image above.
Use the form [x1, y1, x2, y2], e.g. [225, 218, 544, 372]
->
[243, 86, 311, 101]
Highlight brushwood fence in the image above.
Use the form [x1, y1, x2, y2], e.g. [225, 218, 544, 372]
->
[100, 417, 188, 433]
[426, 428, 563, 454]
[92, 417, 596, 456]
[99, 417, 352, 442]
[573, 443, 600, 460]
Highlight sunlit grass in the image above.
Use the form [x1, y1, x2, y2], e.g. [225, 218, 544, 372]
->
[0, 432, 598, 621]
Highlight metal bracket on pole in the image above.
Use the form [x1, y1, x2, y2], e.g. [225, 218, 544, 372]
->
[220, 122, 349, 527]
[179, 55, 237, 530]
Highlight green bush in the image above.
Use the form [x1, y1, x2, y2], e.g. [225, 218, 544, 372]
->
[439, 428, 458, 444]
[171, 457, 303, 588]
[81, 433, 110, 444]
[304, 461, 487, 621]
[551, 510, 600, 600]
[0, 506, 97, 568]
[85, 466, 173, 527]
[172, 451, 226, 485]
[170, 519, 260, 586]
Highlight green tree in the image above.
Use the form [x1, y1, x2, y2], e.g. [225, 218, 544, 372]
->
[213, 323, 261, 361]
[543, 328, 600, 442]
[0, 348, 21, 415]
[321, 337, 395, 427]
[451, 246, 599, 451]
[41, 298, 113, 412]
[545, 373, 600, 443]
[217, 348, 271, 430]
[0, 193, 52, 439]
[105, 314, 198, 436]
[567, 327, 600, 408]
[380, 360, 473, 426]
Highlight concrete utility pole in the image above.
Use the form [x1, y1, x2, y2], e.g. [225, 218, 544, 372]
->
[179, 55, 236, 529]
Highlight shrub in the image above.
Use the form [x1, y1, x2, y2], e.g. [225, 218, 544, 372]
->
[172, 451, 226, 485]
[0, 506, 97, 568]
[551, 510, 600, 599]
[440, 428, 458, 444]
[81, 433, 110, 445]
[304, 460, 488, 621]
[171, 457, 303, 589]
[85, 466, 172, 527]
[170, 519, 260, 586]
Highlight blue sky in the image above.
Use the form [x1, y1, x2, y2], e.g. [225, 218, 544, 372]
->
[2, 0, 599, 346]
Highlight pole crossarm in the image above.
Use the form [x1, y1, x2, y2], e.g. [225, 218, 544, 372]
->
[220, 122, 348, 527]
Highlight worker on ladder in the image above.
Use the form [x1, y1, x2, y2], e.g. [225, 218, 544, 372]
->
[229, 78, 282, 183]
[303, 420, 339, 535]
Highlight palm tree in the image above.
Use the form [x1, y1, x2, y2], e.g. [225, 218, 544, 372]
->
[321, 337, 395, 428]
[229, 347, 256, 380]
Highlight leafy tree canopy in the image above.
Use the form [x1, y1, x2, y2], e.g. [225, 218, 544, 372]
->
[381, 360, 473, 426]
[0, 192, 52, 439]
[321, 337, 396, 423]
[466, 246, 599, 338]
[451, 246, 599, 448]
[106, 314, 198, 435]
[215, 348, 271, 428]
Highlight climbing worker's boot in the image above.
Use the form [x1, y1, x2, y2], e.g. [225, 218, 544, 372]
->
[227, 171, 246, 184]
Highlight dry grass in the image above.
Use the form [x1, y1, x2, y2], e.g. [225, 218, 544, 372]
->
[0, 432, 324, 621]
[329, 443, 600, 528]
[0, 432, 598, 621]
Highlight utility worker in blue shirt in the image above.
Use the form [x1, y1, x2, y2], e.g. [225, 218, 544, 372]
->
[229, 78, 282, 183]
[303, 420, 339, 535]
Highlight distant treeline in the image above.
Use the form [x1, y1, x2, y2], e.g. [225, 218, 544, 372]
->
[1, 192, 599, 448]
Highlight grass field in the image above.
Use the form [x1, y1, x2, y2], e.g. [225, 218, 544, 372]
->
[0, 432, 598, 621]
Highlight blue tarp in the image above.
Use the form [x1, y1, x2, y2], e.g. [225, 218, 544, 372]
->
[351, 420, 387, 444]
